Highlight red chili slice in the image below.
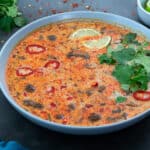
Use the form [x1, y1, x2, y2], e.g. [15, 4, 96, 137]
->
[62, 118, 68, 124]
[60, 85, 67, 89]
[85, 104, 93, 108]
[47, 86, 55, 93]
[44, 60, 60, 69]
[133, 90, 150, 101]
[26, 44, 46, 54]
[67, 96, 74, 101]
[91, 82, 99, 88]
[50, 102, 56, 108]
[34, 67, 44, 76]
[16, 67, 33, 76]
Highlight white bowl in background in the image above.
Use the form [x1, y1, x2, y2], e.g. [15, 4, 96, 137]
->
[137, 0, 150, 27]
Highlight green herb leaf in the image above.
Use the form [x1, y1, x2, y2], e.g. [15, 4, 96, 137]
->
[107, 44, 124, 55]
[113, 64, 149, 92]
[130, 64, 149, 91]
[6, 5, 18, 17]
[112, 64, 133, 91]
[98, 32, 150, 93]
[116, 96, 127, 103]
[0, 6, 7, 16]
[98, 54, 115, 65]
[111, 48, 136, 64]
[0, 0, 14, 6]
[122, 33, 137, 44]
[0, 16, 15, 32]
[14, 16, 26, 27]
[0, 0, 26, 32]
[133, 54, 150, 73]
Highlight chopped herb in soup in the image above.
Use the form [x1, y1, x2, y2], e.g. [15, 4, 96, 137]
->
[6, 20, 150, 126]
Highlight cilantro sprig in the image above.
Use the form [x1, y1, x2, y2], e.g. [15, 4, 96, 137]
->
[0, 0, 26, 32]
[115, 96, 127, 103]
[98, 33, 150, 92]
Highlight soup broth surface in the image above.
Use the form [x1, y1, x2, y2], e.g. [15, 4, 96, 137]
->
[6, 20, 150, 126]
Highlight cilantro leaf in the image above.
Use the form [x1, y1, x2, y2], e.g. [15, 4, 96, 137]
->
[0, 0, 14, 6]
[6, 5, 18, 17]
[130, 64, 149, 91]
[98, 54, 115, 64]
[112, 64, 133, 91]
[115, 96, 127, 103]
[14, 16, 26, 27]
[122, 33, 137, 44]
[98, 32, 150, 93]
[107, 44, 124, 55]
[0, 6, 7, 16]
[0, 16, 15, 32]
[133, 54, 150, 73]
[0, 0, 26, 32]
[144, 50, 150, 56]
[113, 64, 149, 92]
[111, 48, 136, 64]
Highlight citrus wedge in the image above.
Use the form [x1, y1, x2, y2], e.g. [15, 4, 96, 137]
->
[83, 36, 111, 49]
[145, 0, 150, 12]
[69, 28, 100, 39]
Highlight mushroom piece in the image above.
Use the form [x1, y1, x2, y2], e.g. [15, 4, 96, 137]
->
[23, 99, 43, 109]
[47, 35, 57, 41]
[88, 113, 101, 122]
[25, 84, 35, 93]
[67, 51, 90, 59]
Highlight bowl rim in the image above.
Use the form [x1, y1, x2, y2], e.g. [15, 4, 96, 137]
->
[0, 11, 150, 132]
[137, 0, 150, 15]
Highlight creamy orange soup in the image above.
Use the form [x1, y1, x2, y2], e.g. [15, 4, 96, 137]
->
[6, 20, 150, 126]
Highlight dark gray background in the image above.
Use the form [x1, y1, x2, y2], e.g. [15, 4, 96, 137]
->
[0, 0, 150, 150]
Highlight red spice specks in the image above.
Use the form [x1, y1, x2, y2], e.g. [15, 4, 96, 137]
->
[58, 11, 64, 14]
[38, 10, 43, 16]
[63, 0, 68, 3]
[72, 3, 79, 8]
[81, 76, 86, 81]
[47, 86, 55, 94]
[62, 118, 68, 124]
[60, 85, 67, 89]
[40, 111, 48, 119]
[54, 79, 62, 85]
[28, 14, 33, 18]
[47, 2, 50, 7]
[99, 108, 104, 113]
[50, 102, 56, 108]
[101, 8, 108, 13]
[85, 104, 93, 108]
[91, 82, 99, 88]
[131, 11, 136, 17]
[67, 96, 74, 101]
[105, 107, 111, 113]
[51, 9, 57, 14]
[23, 92, 27, 97]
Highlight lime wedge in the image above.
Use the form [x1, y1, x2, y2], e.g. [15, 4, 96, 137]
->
[69, 28, 100, 39]
[145, 0, 150, 12]
[83, 36, 111, 49]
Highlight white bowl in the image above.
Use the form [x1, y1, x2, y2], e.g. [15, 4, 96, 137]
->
[137, 0, 150, 27]
[1, 11, 150, 135]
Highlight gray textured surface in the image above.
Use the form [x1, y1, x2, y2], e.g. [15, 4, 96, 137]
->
[0, 0, 150, 150]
